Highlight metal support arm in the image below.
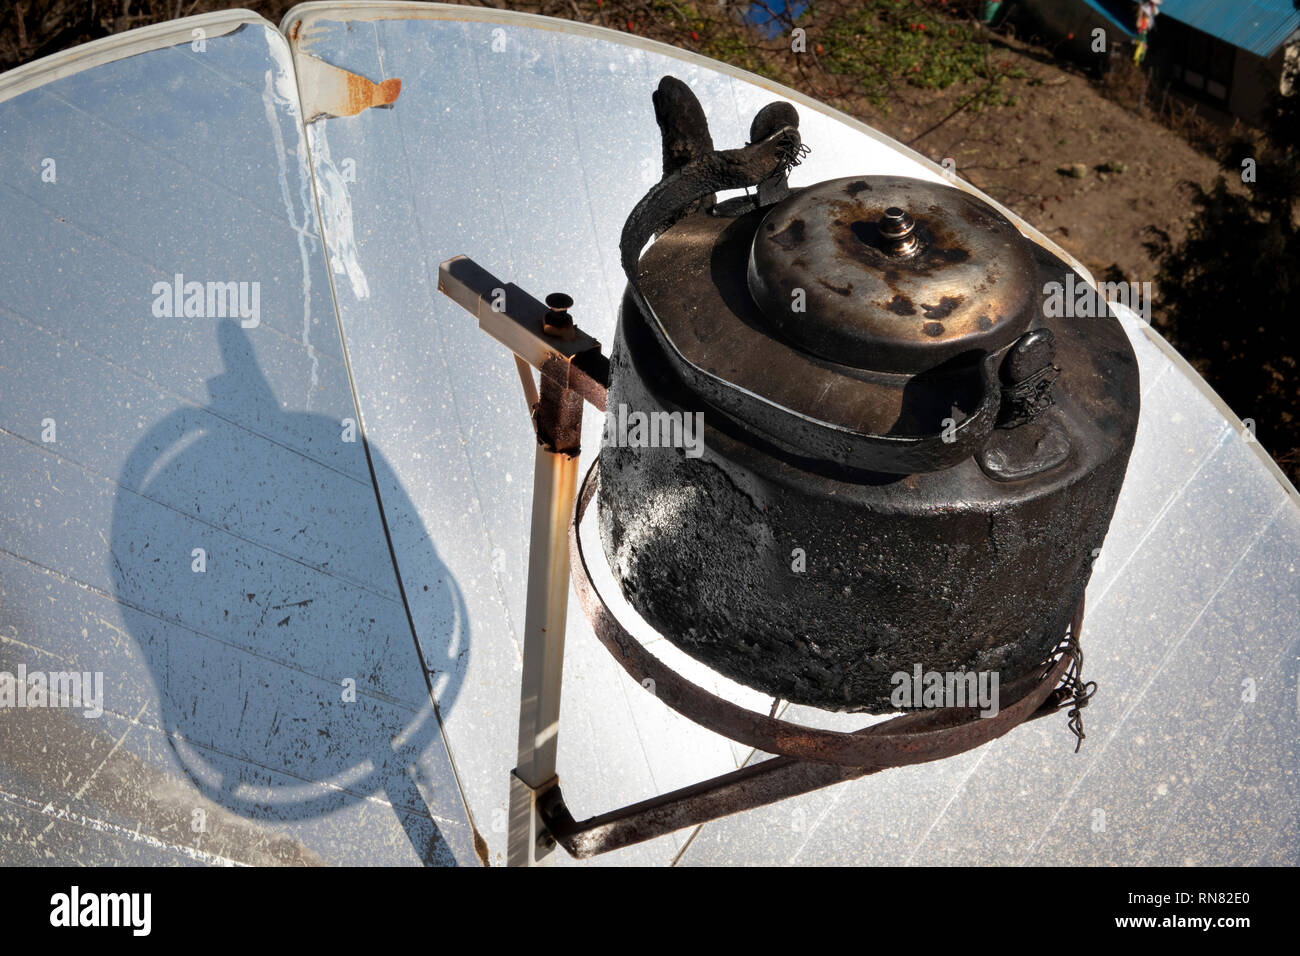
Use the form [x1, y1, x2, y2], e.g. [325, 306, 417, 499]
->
[438, 256, 605, 866]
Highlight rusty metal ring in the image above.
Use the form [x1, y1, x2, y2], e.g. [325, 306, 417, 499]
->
[570, 456, 1079, 768]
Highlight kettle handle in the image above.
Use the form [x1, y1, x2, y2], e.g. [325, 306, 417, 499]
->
[618, 95, 1000, 474]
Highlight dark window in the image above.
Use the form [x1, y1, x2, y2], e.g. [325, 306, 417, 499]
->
[1170, 22, 1235, 102]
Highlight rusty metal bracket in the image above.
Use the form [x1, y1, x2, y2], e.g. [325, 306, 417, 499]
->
[540, 661, 1077, 858]
[540, 658, 1082, 859]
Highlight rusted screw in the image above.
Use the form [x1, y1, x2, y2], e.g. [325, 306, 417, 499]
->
[543, 292, 576, 341]
[880, 206, 919, 257]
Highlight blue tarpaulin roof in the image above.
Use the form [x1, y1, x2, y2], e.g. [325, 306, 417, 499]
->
[1160, 0, 1300, 57]
[1083, 0, 1139, 38]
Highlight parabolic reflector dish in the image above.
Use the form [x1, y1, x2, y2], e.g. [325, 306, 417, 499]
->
[0, 2, 1295, 866]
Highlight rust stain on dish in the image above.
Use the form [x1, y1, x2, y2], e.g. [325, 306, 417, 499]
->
[299, 54, 404, 122]
[343, 74, 401, 116]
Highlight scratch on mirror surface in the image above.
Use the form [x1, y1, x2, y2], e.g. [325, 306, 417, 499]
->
[1, 787, 245, 866]
[30, 701, 148, 850]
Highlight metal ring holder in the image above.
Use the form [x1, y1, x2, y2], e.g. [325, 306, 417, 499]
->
[569, 458, 1082, 769]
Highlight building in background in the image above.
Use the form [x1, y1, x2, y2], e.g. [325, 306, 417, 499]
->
[1015, 0, 1300, 124]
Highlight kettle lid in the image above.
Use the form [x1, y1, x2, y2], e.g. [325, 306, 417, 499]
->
[747, 176, 1037, 374]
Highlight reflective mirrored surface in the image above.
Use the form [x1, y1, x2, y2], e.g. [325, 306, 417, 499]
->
[0, 14, 475, 866]
[0, 3, 1295, 867]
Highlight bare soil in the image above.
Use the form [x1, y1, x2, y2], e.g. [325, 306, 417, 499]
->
[829, 45, 1228, 288]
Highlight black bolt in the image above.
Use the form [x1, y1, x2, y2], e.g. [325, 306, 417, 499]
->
[543, 292, 576, 340]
